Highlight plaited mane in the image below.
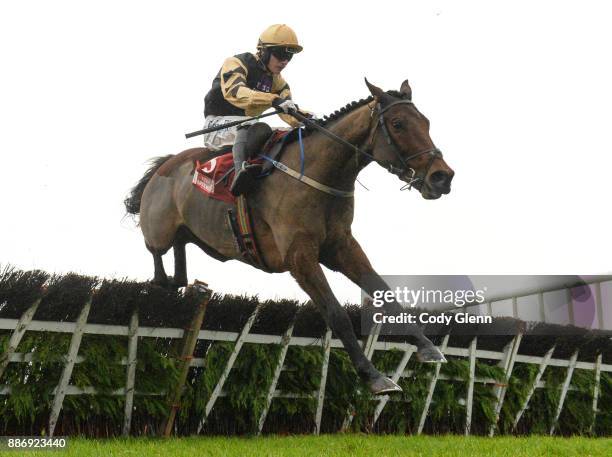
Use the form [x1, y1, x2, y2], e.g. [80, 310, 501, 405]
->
[317, 90, 404, 127]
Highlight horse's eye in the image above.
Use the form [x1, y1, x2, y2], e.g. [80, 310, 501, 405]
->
[391, 120, 403, 129]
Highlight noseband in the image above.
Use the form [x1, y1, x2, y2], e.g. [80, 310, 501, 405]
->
[367, 99, 443, 190]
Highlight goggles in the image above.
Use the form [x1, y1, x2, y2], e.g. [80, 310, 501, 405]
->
[269, 46, 296, 62]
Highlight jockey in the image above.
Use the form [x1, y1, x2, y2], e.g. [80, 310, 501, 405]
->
[203, 24, 305, 196]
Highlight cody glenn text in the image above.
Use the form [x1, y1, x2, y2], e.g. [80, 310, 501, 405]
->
[372, 312, 492, 326]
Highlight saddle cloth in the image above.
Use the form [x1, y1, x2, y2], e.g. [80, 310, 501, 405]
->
[192, 153, 241, 204]
[191, 129, 292, 204]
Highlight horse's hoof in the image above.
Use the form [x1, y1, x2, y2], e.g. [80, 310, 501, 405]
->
[370, 376, 403, 395]
[417, 345, 447, 363]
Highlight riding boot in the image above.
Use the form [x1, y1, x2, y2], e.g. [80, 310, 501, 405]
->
[230, 127, 256, 196]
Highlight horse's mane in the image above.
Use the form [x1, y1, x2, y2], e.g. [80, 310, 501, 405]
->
[317, 90, 403, 127]
[317, 96, 373, 127]
[288, 90, 404, 144]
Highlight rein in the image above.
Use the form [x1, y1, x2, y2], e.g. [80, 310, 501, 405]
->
[290, 102, 442, 193]
[260, 101, 443, 198]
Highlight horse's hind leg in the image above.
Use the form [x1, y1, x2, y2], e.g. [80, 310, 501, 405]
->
[140, 173, 184, 289]
[172, 228, 189, 288]
[146, 243, 169, 287]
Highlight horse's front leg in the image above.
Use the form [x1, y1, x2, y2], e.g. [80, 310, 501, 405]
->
[287, 234, 401, 394]
[322, 235, 446, 363]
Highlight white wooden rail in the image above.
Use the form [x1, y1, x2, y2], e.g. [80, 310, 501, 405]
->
[314, 328, 332, 435]
[372, 346, 415, 426]
[1, 306, 610, 436]
[257, 322, 294, 435]
[489, 333, 523, 436]
[512, 344, 556, 430]
[549, 349, 580, 435]
[196, 305, 260, 433]
[122, 308, 139, 436]
[340, 326, 381, 432]
[48, 297, 92, 437]
[591, 353, 602, 433]
[417, 334, 449, 435]
[465, 336, 477, 436]
[0, 298, 42, 380]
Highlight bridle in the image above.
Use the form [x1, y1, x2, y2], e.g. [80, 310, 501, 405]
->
[365, 99, 443, 191]
[269, 99, 444, 197]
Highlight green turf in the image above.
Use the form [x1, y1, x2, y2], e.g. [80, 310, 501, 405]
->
[1, 435, 610, 457]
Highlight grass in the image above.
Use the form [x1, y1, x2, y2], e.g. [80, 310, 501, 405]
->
[1, 435, 611, 457]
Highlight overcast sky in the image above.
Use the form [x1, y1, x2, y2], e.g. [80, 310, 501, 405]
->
[1, 1, 611, 304]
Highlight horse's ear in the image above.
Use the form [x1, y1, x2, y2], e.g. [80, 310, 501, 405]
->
[365, 78, 385, 100]
[399, 80, 412, 100]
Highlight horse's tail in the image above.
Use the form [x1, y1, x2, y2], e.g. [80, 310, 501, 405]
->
[124, 155, 173, 216]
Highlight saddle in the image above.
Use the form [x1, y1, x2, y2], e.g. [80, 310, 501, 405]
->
[192, 129, 293, 204]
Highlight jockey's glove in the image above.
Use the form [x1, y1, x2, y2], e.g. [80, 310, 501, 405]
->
[273, 97, 299, 114]
[294, 110, 319, 127]
[299, 110, 317, 120]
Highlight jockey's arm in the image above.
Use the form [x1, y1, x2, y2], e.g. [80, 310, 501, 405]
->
[220, 56, 309, 127]
[271, 76, 303, 128]
[219, 56, 278, 114]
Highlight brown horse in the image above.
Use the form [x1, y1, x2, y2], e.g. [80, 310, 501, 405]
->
[125, 79, 454, 394]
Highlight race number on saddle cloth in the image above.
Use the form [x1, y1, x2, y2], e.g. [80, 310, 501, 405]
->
[192, 154, 248, 204]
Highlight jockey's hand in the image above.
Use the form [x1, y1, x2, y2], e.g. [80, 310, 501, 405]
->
[297, 109, 316, 120]
[273, 97, 299, 114]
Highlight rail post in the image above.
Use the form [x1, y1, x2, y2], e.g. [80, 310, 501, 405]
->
[163, 281, 212, 437]
[0, 296, 42, 380]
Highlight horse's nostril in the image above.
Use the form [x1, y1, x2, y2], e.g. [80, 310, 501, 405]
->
[429, 171, 450, 189]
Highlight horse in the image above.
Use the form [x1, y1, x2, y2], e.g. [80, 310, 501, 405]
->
[124, 79, 455, 394]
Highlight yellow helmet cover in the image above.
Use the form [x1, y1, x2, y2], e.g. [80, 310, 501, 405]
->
[258, 24, 303, 52]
